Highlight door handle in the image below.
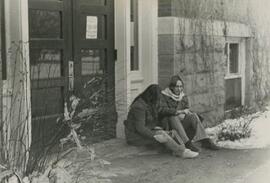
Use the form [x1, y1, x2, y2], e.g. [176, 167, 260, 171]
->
[68, 61, 74, 91]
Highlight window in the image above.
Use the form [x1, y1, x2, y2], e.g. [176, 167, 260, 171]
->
[130, 0, 139, 71]
[1, 0, 7, 80]
[225, 78, 242, 110]
[228, 43, 239, 74]
[224, 42, 243, 110]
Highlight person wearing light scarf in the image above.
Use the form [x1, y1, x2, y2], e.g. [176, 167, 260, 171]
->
[158, 75, 219, 152]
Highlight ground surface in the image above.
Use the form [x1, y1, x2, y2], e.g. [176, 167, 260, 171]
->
[62, 139, 270, 183]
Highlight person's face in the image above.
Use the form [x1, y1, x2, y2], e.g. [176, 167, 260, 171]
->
[172, 80, 183, 95]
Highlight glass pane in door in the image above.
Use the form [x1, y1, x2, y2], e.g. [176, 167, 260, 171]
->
[81, 49, 106, 75]
[30, 49, 63, 79]
[29, 10, 62, 39]
[79, 0, 107, 6]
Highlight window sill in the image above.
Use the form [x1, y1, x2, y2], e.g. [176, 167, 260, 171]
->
[224, 74, 242, 80]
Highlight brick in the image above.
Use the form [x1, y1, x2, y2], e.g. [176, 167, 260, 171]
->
[158, 0, 173, 17]
[189, 93, 212, 111]
[158, 54, 174, 88]
[193, 73, 210, 93]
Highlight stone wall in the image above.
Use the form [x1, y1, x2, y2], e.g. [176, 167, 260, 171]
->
[248, 0, 270, 102]
[159, 22, 227, 126]
[159, 0, 249, 22]
[158, 0, 270, 126]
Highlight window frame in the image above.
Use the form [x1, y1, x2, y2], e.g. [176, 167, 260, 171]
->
[224, 38, 246, 111]
[224, 41, 241, 79]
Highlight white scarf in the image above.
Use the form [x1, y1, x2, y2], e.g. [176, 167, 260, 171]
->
[162, 88, 185, 101]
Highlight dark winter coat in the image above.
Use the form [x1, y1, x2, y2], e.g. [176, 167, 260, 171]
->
[158, 94, 189, 117]
[158, 94, 203, 126]
[124, 98, 159, 146]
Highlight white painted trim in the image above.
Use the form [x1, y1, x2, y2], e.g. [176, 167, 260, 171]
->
[224, 38, 246, 106]
[2, 0, 31, 168]
[115, 0, 158, 138]
[115, 0, 131, 138]
[20, 0, 32, 161]
[159, 17, 252, 38]
[225, 40, 242, 77]
[150, 0, 158, 84]
[224, 75, 241, 80]
[240, 39, 246, 106]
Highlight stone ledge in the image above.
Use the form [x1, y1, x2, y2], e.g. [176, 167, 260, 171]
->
[159, 17, 252, 37]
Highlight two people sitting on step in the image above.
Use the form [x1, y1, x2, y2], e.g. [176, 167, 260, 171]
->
[124, 75, 219, 159]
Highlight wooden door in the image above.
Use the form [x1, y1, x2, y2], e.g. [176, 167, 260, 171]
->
[29, 0, 116, 146]
[29, 0, 72, 146]
[72, 0, 116, 139]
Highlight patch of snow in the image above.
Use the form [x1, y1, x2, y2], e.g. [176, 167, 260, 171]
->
[206, 107, 270, 149]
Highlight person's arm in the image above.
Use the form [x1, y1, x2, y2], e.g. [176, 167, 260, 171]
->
[158, 95, 177, 116]
[181, 95, 189, 109]
[175, 95, 191, 115]
[132, 107, 156, 140]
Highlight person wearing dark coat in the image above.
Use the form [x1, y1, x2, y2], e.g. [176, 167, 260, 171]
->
[124, 84, 199, 158]
[158, 75, 219, 152]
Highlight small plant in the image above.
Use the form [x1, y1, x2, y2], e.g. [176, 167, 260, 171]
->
[217, 114, 259, 141]
[230, 105, 256, 119]
[58, 76, 104, 149]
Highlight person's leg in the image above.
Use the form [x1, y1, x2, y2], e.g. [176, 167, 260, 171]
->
[168, 116, 189, 143]
[156, 130, 199, 158]
[168, 116, 200, 152]
[181, 113, 219, 150]
[181, 113, 208, 142]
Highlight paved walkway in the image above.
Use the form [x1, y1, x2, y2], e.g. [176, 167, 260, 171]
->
[61, 139, 270, 183]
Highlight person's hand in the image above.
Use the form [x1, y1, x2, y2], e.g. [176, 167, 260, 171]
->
[154, 134, 168, 143]
[183, 109, 191, 114]
[154, 130, 169, 143]
[178, 113, 185, 120]
[176, 110, 185, 115]
[153, 126, 163, 130]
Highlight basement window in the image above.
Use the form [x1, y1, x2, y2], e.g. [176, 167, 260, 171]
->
[228, 43, 239, 74]
[224, 42, 243, 110]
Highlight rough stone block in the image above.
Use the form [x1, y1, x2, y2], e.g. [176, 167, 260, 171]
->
[213, 36, 226, 52]
[202, 105, 224, 127]
[181, 74, 195, 95]
[193, 73, 210, 94]
[174, 53, 195, 74]
[194, 53, 210, 72]
[158, 54, 174, 88]
[175, 35, 196, 54]
[189, 93, 212, 113]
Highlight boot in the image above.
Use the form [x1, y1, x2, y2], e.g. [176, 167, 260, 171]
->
[180, 149, 199, 159]
[185, 140, 200, 152]
[163, 135, 198, 159]
[200, 138, 220, 150]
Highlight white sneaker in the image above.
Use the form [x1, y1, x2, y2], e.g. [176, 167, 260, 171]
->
[181, 149, 199, 159]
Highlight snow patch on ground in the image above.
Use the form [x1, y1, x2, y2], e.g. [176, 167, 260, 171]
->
[206, 107, 270, 149]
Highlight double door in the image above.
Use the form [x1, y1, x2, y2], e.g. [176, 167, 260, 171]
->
[29, 0, 115, 145]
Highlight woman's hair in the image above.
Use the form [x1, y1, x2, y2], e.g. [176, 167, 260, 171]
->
[132, 84, 161, 106]
[168, 75, 184, 89]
